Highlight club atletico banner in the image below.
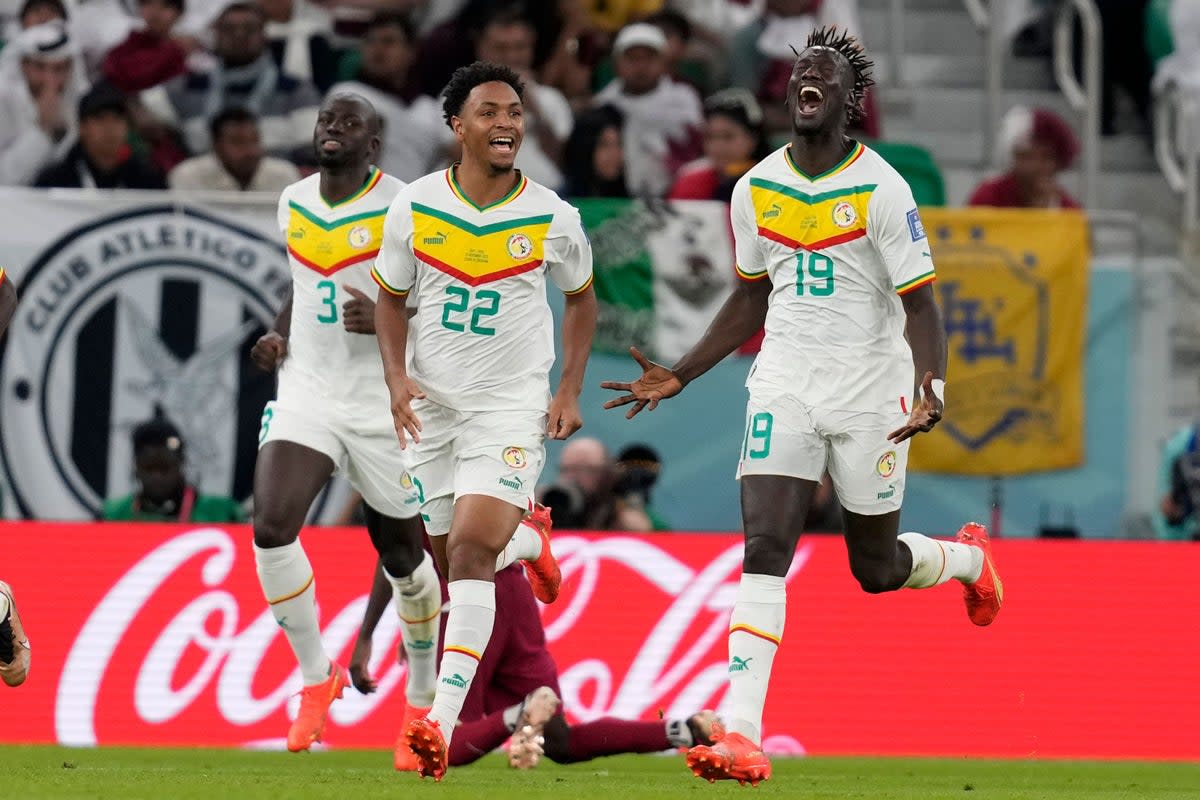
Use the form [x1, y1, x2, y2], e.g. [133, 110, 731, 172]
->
[909, 208, 1090, 475]
[2, 522, 1199, 761]
[575, 198, 736, 363]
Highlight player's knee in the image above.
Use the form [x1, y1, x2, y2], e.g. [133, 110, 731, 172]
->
[372, 519, 425, 577]
[849, 559, 897, 594]
[742, 534, 794, 575]
[445, 537, 500, 581]
[252, 505, 300, 549]
[541, 716, 572, 764]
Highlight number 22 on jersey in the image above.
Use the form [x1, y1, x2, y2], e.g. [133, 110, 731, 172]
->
[442, 286, 501, 336]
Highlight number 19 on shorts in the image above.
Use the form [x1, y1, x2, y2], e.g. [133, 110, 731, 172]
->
[742, 411, 773, 460]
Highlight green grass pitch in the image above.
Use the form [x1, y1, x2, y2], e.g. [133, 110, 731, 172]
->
[4, 746, 1199, 799]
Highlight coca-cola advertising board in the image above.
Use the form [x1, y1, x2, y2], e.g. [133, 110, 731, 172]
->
[2, 523, 1198, 760]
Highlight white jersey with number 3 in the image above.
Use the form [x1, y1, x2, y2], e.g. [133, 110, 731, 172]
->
[373, 169, 593, 413]
[277, 167, 404, 389]
[731, 142, 935, 413]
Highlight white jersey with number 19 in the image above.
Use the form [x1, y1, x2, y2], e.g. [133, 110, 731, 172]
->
[731, 142, 935, 414]
[372, 168, 593, 414]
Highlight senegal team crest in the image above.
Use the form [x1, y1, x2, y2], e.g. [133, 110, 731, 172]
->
[876, 451, 897, 478]
[347, 225, 372, 249]
[506, 233, 533, 260]
[502, 446, 527, 469]
[832, 201, 857, 228]
[0, 205, 286, 518]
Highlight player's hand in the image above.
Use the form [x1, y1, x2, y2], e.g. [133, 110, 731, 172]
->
[250, 331, 287, 372]
[349, 637, 377, 694]
[600, 347, 684, 419]
[887, 371, 944, 443]
[388, 375, 425, 448]
[547, 391, 583, 440]
[342, 285, 376, 334]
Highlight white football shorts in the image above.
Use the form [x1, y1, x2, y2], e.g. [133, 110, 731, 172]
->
[407, 398, 547, 536]
[259, 373, 420, 520]
[736, 388, 909, 515]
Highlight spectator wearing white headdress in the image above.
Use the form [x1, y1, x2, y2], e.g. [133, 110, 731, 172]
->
[0, 20, 88, 185]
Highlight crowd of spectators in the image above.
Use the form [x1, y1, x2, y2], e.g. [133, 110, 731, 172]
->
[0, 0, 1138, 212]
[0, 0, 890, 197]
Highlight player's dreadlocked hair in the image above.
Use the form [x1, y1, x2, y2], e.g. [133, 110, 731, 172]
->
[800, 27, 875, 123]
[441, 61, 525, 129]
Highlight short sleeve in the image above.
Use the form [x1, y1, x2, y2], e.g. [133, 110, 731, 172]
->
[372, 196, 416, 296]
[730, 175, 767, 282]
[275, 187, 290, 236]
[868, 177, 935, 295]
[546, 204, 593, 295]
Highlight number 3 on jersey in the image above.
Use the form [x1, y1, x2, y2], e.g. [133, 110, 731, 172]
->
[317, 280, 338, 323]
[796, 252, 835, 297]
[442, 286, 501, 336]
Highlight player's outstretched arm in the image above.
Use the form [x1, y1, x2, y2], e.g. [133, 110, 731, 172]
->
[0, 274, 16, 338]
[601, 277, 770, 419]
[250, 286, 292, 372]
[548, 285, 598, 440]
[888, 284, 947, 443]
[349, 558, 393, 694]
[375, 289, 424, 447]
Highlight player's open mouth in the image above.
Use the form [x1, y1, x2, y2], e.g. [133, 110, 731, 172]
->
[798, 86, 824, 117]
[489, 136, 515, 153]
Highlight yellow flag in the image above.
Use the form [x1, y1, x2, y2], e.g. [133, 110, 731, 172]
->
[910, 209, 1089, 475]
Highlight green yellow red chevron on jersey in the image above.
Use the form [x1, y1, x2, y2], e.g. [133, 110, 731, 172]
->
[410, 201, 554, 286]
[286, 167, 386, 274]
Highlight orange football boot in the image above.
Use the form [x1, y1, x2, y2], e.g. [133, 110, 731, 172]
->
[957, 522, 1004, 626]
[393, 703, 430, 771]
[686, 721, 771, 787]
[405, 716, 448, 781]
[521, 504, 561, 604]
[287, 663, 348, 752]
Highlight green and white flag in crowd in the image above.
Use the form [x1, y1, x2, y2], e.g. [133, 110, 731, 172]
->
[576, 198, 736, 363]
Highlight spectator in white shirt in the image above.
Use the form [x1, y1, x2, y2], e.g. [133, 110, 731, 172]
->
[473, 8, 572, 191]
[260, 0, 339, 93]
[145, 2, 321, 158]
[0, 20, 86, 185]
[593, 22, 702, 196]
[169, 106, 300, 191]
[325, 12, 447, 182]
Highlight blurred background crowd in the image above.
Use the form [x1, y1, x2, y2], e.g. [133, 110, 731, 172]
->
[0, 0, 1187, 206]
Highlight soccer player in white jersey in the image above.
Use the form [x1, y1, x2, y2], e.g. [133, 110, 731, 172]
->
[249, 93, 443, 755]
[602, 29, 1004, 785]
[373, 61, 597, 781]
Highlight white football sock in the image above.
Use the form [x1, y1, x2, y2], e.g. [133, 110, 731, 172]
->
[726, 573, 786, 745]
[254, 540, 330, 686]
[385, 553, 442, 708]
[494, 519, 543, 571]
[427, 579, 496, 745]
[899, 532, 984, 588]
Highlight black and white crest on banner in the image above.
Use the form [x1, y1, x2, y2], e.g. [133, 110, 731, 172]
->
[0, 206, 291, 518]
